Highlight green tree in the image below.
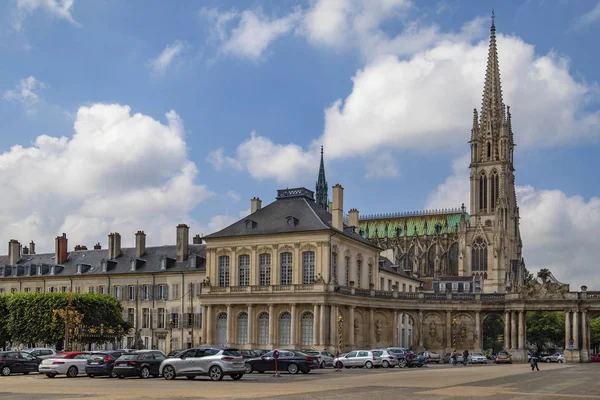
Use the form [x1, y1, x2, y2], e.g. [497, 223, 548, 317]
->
[523, 267, 536, 285]
[526, 311, 565, 352]
[590, 317, 600, 354]
[483, 314, 504, 353]
[0, 295, 10, 349]
[537, 268, 551, 283]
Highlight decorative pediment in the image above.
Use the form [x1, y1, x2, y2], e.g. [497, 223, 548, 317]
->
[356, 253, 363, 261]
[279, 245, 294, 253]
[257, 246, 271, 255]
[521, 282, 569, 300]
[237, 247, 251, 255]
[472, 220, 489, 244]
[216, 248, 230, 256]
[300, 243, 315, 252]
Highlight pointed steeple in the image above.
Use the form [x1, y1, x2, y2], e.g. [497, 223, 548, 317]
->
[479, 11, 504, 136]
[315, 146, 329, 210]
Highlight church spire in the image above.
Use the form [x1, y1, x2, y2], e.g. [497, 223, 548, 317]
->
[479, 11, 504, 136]
[315, 146, 329, 211]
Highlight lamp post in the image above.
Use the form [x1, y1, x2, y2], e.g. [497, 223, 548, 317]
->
[335, 315, 343, 371]
[451, 317, 457, 352]
[168, 319, 175, 354]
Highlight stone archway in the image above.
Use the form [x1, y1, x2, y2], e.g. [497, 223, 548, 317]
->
[482, 313, 504, 354]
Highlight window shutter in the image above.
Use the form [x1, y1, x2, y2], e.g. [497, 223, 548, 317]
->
[194, 313, 202, 329]
[164, 285, 169, 301]
[195, 282, 202, 297]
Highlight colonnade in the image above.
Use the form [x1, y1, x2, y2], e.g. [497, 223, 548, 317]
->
[564, 310, 589, 362]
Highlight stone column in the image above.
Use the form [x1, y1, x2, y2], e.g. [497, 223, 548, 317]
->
[475, 312, 482, 352]
[517, 311, 524, 350]
[291, 303, 297, 347]
[503, 311, 510, 350]
[573, 311, 579, 350]
[510, 311, 517, 351]
[205, 305, 213, 345]
[330, 305, 338, 348]
[446, 311, 452, 351]
[320, 304, 327, 347]
[582, 311, 589, 354]
[393, 312, 399, 347]
[349, 306, 355, 347]
[269, 304, 275, 347]
[248, 304, 255, 346]
[226, 304, 233, 345]
[369, 308, 375, 347]
[313, 304, 320, 346]
[418, 311, 424, 349]
[565, 311, 572, 351]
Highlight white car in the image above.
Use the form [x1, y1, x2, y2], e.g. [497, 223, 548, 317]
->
[39, 352, 92, 378]
[333, 350, 383, 369]
[468, 352, 487, 364]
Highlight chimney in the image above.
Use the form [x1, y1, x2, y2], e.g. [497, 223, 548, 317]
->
[108, 232, 121, 259]
[29, 240, 36, 254]
[74, 245, 82, 251]
[55, 233, 68, 264]
[332, 184, 344, 231]
[8, 239, 21, 265]
[23, 246, 29, 255]
[81, 245, 88, 250]
[193, 234, 202, 244]
[107, 233, 114, 258]
[135, 231, 146, 258]
[328, 201, 333, 212]
[93, 242, 101, 250]
[348, 208, 359, 232]
[176, 224, 189, 261]
[251, 197, 262, 213]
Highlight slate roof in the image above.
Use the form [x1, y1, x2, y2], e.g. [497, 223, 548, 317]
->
[205, 188, 379, 249]
[378, 256, 421, 282]
[0, 244, 205, 279]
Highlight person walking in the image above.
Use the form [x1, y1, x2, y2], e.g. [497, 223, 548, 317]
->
[451, 349, 458, 366]
[530, 350, 540, 371]
[462, 349, 469, 366]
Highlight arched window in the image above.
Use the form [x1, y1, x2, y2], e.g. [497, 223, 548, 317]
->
[490, 171, 499, 212]
[479, 172, 488, 212]
[259, 254, 271, 286]
[407, 247, 415, 273]
[302, 251, 315, 284]
[426, 246, 435, 277]
[218, 256, 230, 287]
[471, 238, 488, 271]
[300, 312, 314, 346]
[331, 252, 338, 282]
[487, 142, 491, 160]
[356, 259, 362, 288]
[368, 264, 373, 285]
[237, 312, 248, 345]
[278, 312, 292, 346]
[216, 312, 227, 346]
[257, 312, 269, 345]
[238, 255, 250, 286]
[280, 252, 293, 285]
[448, 243, 459, 276]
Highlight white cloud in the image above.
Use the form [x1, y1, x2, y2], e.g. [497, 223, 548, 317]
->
[225, 190, 241, 201]
[206, 148, 243, 171]
[364, 153, 400, 179]
[0, 103, 214, 253]
[3, 76, 46, 113]
[147, 40, 188, 76]
[576, 2, 600, 28]
[426, 156, 600, 289]
[14, 0, 81, 30]
[200, 7, 301, 61]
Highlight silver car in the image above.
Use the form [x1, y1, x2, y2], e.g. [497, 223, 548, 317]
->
[159, 347, 245, 381]
[333, 350, 383, 369]
[372, 349, 399, 368]
[305, 350, 335, 368]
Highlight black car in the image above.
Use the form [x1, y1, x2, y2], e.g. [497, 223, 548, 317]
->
[0, 351, 41, 376]
[245, 350, 316, 374]
[240, 350, 259, 359]
[114, 350, 166, 379]
[85, 351, 124, 378]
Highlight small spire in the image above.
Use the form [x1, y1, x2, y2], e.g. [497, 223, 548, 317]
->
[321, 145, 323, 156]
[315, 145, 329, 210]
[491, 10, 495, 29]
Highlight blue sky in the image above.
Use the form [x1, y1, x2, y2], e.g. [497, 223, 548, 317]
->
[1, 0, 599, 287]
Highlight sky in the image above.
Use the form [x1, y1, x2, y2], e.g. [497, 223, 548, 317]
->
[0, 0, 599, 288]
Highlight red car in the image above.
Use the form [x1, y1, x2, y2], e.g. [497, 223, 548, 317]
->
[590, 354, 600, 362]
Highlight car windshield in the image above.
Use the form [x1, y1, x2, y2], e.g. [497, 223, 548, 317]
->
[222, 349, 241, 356]
[429, 351, 438, 355]
[498, 352, 508, 356]
[306, 351, 319, 355]
[472, 353, 484, 357]
[294, 352, 309, 357]
[372, 351, 383, 356]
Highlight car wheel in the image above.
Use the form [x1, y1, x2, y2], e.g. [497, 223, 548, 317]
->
[399, 359, 407, 368]
[245, 364, 253, 374]
[45, 373, 57, 378]
[230, 373, 243, 380]
[109, 369, 118, 378]
[382, 360, 390, 368]
[140, 367, 150, 379]
[320, 361, 326, 369]
[365, 361, 373, 369]
[287, 363, 299, 374]
[186, 376, 196, 380]
[67, 366, 78, 378]
[335, 361, 343, 369]
[301, 369, 310, 374]
[118, 375, 125, 379]
[209, 365, 224, 381]
[545, 359, 551, 363]
[1, 366, 11, 376]
[559, 360, 564, 363]
[162, 365, 176, 380]
[23, 372, 30, 375]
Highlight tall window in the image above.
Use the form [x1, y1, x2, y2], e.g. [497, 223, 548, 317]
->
[237, 312, 249, 345]
[368, 264, 373, 285]
[300, 312, 314, 346]
[158, 284, 168, 300]
[142, 308, 150, 328]
[487, 142, 491, 160]
[238, 255, 250, 286]
[278, 312, 292, 346]
[302, 251, 315, 284]
[331, 252, 338, 282]
[345, 257, 350, 285]
[448, 243, 459, 276]
[380, 277, 385, 290]
[426, 246, 435, 277]
[258, 312, 269, 345]
[471, 238, 488, 271]
[490, 171, 499, 211]
[216, 313, 227, 346]
[259, 254, 271, 286]
[143, 285, 150, 300]
[479, 172, 488, 212]
[356, 260, 362, 288]
[218, 256, 230, 287]
[127, 308, 135, 325]
[128, 285, 135, 300]
[280, 252, 293, 285]
[158, 308, 165, 328]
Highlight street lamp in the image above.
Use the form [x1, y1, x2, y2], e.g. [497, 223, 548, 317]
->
[451, 317, 457, 352]
[335, 316, 343, 371]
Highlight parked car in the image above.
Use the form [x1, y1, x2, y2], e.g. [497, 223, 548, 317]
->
[252, 349, 270, 356]
[39, 352, 91, 378]
[469, 352, 487, 364]
[85, 350, 124, 378]
[443, 353, 464, 364]
[541, 352, 564, 363]
[420, 351, 441, 364]
[160, 347, 245, 381]
[495, 351, 512, 364]
[385, 348, 409, 367]
[245, 350, 316, 374]
[591, 354, 600, 362]
[114, 350, 166, 379]
[240, 350, 259, 359]
[333, 350, 383, 369]
[22, 348, 57, 360]
[372, 349, 399, 368]
[405, 350, 426, 367]
[0, 351, 42, 376]
[304, 350, 335, 368]
[167, 349, 186, 358]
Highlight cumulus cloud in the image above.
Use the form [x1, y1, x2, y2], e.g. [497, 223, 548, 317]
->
[576, 2, 600, 28]
[200, 6, 301, 61]
[206, 148, 242, 171]
[364, 153, 400, 180]
[0, 103, 214, 253]
[147, 40, 188, 76]
[14, 0, 81, 30]
[225, 190, 241, 201]
[3, 76, 46, 113]
[424, 154, 470, 210]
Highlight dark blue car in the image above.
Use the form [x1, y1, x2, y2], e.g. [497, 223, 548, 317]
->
[85, 351, 124, 378]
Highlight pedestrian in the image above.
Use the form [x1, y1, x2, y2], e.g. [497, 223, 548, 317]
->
[530, 350, 539, 371]
[451, 349, 458, 366]
[463, 349, 469, 366]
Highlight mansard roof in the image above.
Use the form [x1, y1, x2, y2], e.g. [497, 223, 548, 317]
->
[378, 256, 421, 282]
[205, 188, 378, 249]
[359, 209, 469, 240]
[0, 244, 205, 279]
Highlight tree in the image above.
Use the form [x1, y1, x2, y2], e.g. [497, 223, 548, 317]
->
[523, 267, 536, 285]
[537, 269, 551, 283]
[483, 315, 504, 353]
[526, 311, 565, 353]
[590, 317, 600, 354]
[0, 295, 10, 350]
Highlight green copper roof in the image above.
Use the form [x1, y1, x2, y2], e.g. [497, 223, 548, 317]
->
[358, 210, 469, 240]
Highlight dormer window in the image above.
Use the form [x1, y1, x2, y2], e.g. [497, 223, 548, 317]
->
[130, 258, 136, 271]
[76, 264, 81, 274]
[160, 255, 167, 271]
[37, 265, 42, 276]
[245, 219, 257, 229]
[101, 259, 107, 272]
[286, 216, 298, 226]
[50, 266, 55, 275]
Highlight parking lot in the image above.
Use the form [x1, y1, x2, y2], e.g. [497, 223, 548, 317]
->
[0, 362, 597, 400]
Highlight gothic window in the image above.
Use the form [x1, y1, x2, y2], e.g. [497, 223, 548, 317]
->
[490, 171, 499, 212]
[426, 246, 435, 277]
[479, 172, 488, 212]
[368, 264, 373, 285]
[356, 259, 362, 288]
[471, 238, 488, 271]
[300, 312, 314, 346]
[448, 243, 459, 276]
[237, 312, 248, 345]
[238, 255, 250, 286]
[218, 256, 230, 287]
[487, 142, 491, 160]
[302, 251, 315, 284]
[278, 312, 292, 346]
[331, 252, 338, 282]
[257, 312, 269, 345]
[280, 252, 293, 285]
[259, 254, 271, 286]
